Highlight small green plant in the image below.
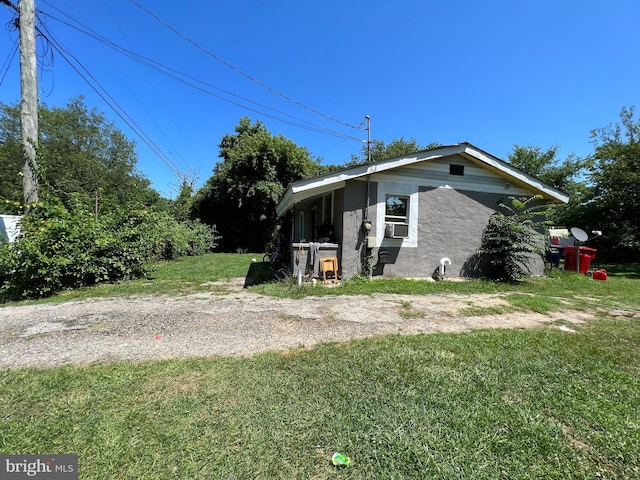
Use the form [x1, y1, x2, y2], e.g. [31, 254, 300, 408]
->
[398, 308, 425, 319]
[398, 299, 425, 318]
[364, 249, 375, 276]
[461, 305, 514, 316]
[477, 195, 548, 283]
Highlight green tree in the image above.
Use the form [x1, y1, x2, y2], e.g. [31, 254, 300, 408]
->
[0, 104, 23, 213]
[0, 97, 162, 214]
[508, 145, 586, 194]
[349, 137, 440, 165]
[508, 144, 589, 227]
[169, 178, 196, 223]
[586, 106, 640, 260]
[192, 117, 324, 252]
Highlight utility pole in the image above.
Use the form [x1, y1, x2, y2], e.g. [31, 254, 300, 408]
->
[19, 0, 39, 209]
[365, 115, 371, 163]
[364, 115, 373, 279]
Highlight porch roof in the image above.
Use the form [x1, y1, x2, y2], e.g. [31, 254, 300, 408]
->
[276, 143, 570, 217]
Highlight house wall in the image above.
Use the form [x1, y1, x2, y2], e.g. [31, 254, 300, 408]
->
[374, 156, 533, 196]
[375, 187, 504, 278]
[337, 158, 545, 278]
[340, 179, 375, 277]
[0, 215, 22, 244]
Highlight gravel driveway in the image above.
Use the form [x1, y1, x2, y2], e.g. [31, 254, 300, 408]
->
[0, 279, 601, 369]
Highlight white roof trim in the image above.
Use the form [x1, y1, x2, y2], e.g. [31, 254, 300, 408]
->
[276, 143, 569, 216]
[458, 145, 569, 204]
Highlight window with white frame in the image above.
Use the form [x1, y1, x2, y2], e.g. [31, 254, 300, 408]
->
[376, 183, 419, 248]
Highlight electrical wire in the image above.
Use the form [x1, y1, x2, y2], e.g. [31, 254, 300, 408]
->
[37, 4, 363, 142]
[35, 22, 184, 181]
[0, 1, 19, 87]
[0, 0, 17, 13]
[34, 14, 56, 96]
[100, 0, 192, 174]
[128, 0, 363, 131]
[0, 37, 18, 86]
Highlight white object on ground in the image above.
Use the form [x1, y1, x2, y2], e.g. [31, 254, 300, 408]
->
[558, 325, 576, 333]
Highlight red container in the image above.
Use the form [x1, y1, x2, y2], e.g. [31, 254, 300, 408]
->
[564, 246, 597, 274]
[593, 269, 607, 281]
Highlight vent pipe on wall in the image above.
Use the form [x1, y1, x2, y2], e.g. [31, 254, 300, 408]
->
[440, 257, 452, 277]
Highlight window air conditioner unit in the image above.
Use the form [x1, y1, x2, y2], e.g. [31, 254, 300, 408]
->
[384, 223, 410, 239]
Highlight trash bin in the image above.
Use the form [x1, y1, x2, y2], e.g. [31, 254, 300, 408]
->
[564, 246, 597, 274]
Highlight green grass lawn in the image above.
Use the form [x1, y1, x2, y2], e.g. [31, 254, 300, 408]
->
[1, 255, 639, 478]
[1, 319, 638, 479]
[252, 265, 640, 313]
[3, 253, 638, 315]
[1, 253, 260, 304]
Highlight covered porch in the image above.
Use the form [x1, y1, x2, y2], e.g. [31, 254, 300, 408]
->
[279, 187, 344, 279]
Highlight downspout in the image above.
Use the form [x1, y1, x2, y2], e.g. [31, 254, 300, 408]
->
[365, 115, 372, 221]
[290, 205, 295, 277]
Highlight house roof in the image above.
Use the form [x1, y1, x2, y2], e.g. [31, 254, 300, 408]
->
[276, 142, 570, 217]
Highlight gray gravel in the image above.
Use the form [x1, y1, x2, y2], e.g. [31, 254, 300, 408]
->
[0, 279, 599, 369]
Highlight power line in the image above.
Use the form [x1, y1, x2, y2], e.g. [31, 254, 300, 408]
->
[101, 0, 193, 173]
[0, 37, 18, 86]
[35, 21, 184, 181]
[129, 0, 364, 131]
[2, 0, 184, 184]
[0, 0, 17, 12]
[37, 3, 363, 142]
[5, 0, 366, 186]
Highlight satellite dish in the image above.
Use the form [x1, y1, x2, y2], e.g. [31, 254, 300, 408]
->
[570, 227, 588, 242]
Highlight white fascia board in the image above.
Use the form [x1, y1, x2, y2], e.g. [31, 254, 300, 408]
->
[276, 180, 346, 216]
[291, 180, 346, 207]
[276, 143, 569, 217]
[461, 145, 570, 204]
[276, 145, 469, 216]
[276, 187, 294, 217]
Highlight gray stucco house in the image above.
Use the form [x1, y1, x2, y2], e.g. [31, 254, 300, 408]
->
[275, 143, 569, 279]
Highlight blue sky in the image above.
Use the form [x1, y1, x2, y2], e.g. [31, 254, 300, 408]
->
[1, 0, 638, 197]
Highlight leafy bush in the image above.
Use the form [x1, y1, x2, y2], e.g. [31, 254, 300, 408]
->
[0, 200, 219, 301]
[477, 196, 548, 283]
[157, 218, 219, 260]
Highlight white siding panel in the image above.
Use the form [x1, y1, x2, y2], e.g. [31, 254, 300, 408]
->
[370, 156, 532, 196]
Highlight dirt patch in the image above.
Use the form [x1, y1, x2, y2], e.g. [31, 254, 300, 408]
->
[0, 279, 619, 369]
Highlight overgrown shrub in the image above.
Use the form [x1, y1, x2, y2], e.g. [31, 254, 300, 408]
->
[0, 200, 219, 301]
[477, 196, 548, 283]
[157, 218, 219, 260]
